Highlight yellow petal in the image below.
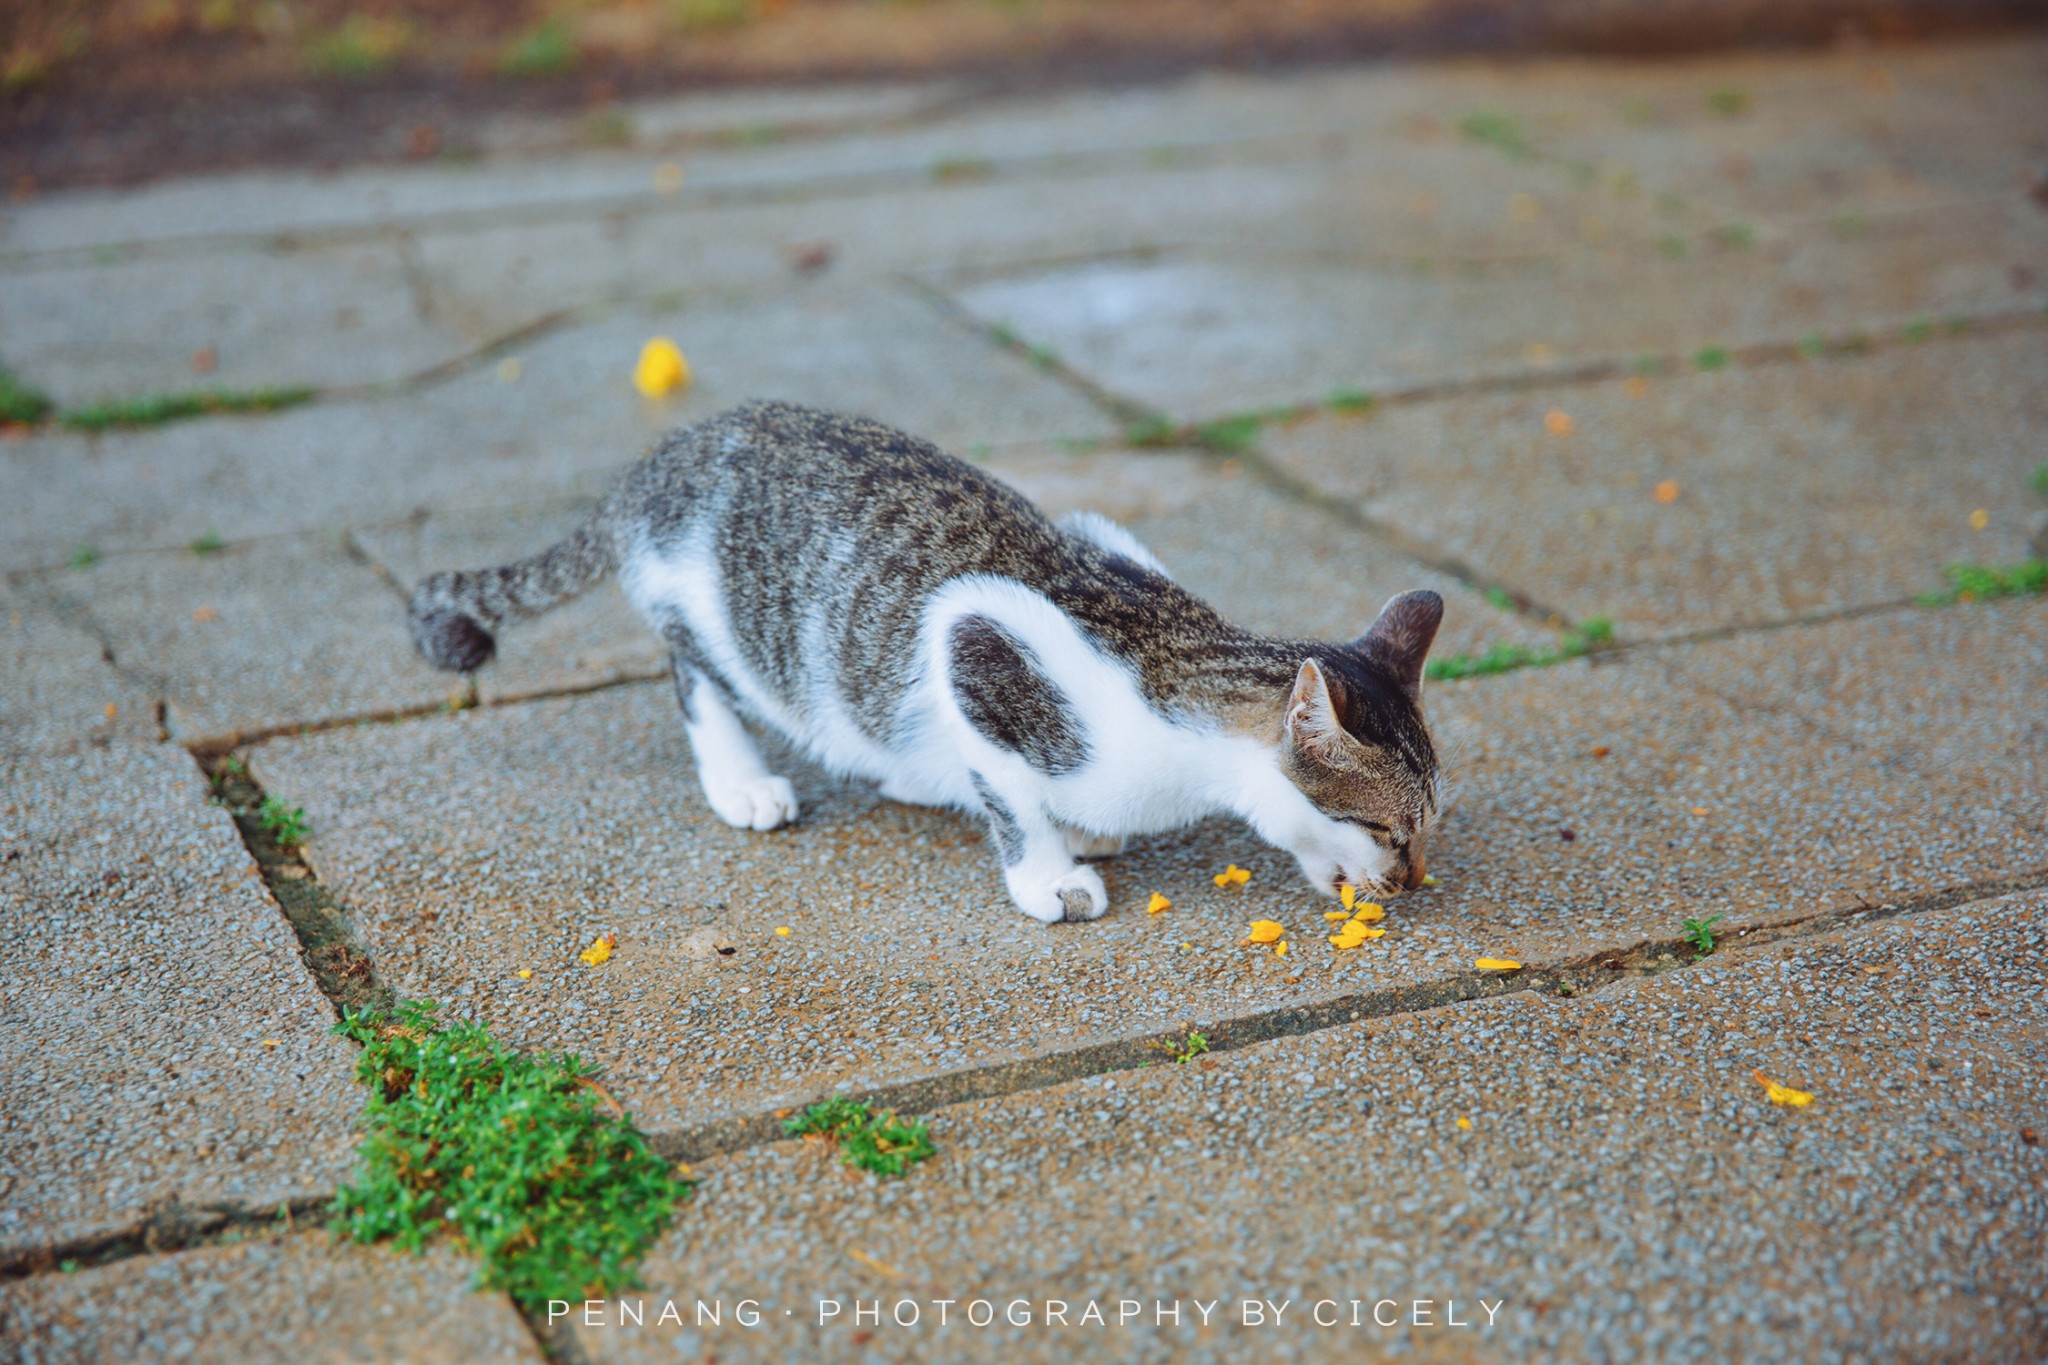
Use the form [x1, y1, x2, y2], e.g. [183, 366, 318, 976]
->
[632, 337, 692, 398]
[579, 933, 616, 966]
[774, 926, 791, 937]
[1146, 892, 1171, 915]
[1350, 924, 1385, 940]
[1246, 920, 1285, 944]
[1351, 902, 1385, 923]
[1323, 910, 1351, 922]
[1339, 884, 1356, 910]
[1753, 1070, 1813, 1108]
[1474, 957, 1522, 971]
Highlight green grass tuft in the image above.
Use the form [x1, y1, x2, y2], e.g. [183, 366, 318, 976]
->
[1195, 414, 1262, 454]
[190, 530, 226, 556]
[1682, 913, 1724, 955]
[2031, 465, 2048, 498]
[334, 1001, 690, 1311]
[67, 544, 100, 570]
[785, 1096, 936, 1178]
[0, 364, 54, 425]
[60, 386, 315, 432]
[1326, 388, 1375, 414]
[1123, 416, 1178, 448]
[306, 15, 411, 77]
[1706, 86, 1749, 117]
[1457, 111, 1533, 159]
[1693, 345, 1729, 371]
[257, 796, 310, 849]
[1155, 1030, 1210, 1065]
[1917, 559, 2047, 606]
[498, 21, 577, 78]
[1425, 615, 1617, 681]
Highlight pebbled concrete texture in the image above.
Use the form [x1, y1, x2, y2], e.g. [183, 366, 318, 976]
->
[1261, 329, 2048, 637]
[570, 890, 2048, 1364]
[0, 746, 362, 1253]
[0, 1233, 543, 1364]
[0, 585, 159, 755]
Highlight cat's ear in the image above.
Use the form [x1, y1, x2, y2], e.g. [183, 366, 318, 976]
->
[1285, 658, 1348, 758]
[1358, 590, 1443, 698]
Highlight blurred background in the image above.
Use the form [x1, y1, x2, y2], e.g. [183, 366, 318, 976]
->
[5, 0, 2043, 191]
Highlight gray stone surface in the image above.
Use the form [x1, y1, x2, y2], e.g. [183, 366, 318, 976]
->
[1262, 330, 2048, 637]
[574, 890, 2048, 1363]
[0, 1233, 543, 1364]
[0, 242, 469, 407]
[0, 585, 159, 755]
[0, 746, 363, 1252]
[0, 285, 1110, 574]
[244, 605, 2034, 1137]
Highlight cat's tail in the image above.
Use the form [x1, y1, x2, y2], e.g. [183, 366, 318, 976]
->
[408, 512, 616, 672]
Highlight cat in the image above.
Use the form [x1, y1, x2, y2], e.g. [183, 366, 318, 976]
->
[408, 401, 1444, 923]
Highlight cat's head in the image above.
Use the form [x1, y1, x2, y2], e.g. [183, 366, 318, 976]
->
[1265, 590, 1444, 901]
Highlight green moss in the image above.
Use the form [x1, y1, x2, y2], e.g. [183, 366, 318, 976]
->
[1658, 235, 1687, 260]
[1706, 86, 1749, 117]
[67, 544, 100, 570]
[1693, 345, 1729, 372]
[1903, 317, 1933, 344]
[1123, 416, 1178, 448]
[674, 0, 753, 29]
[498, 21, 576, 78]
[334, 1002, 690, 1311]
[190, 530, 226, 556]
[59, 386, 315, 431]
[256, 795, 310, 849]
[2031, 465, 2048, 498]
[0, 364, 54, 425]
[1195, 414, 1262, 454]
[1457, 111, 1534, 159]
[784, 1096, 936, 1178]
[1916, 559, 2047, 606]
[1326, 388, 1375, 414]
[306, 16, 411, 77]
[1425, 615, 1616, 681]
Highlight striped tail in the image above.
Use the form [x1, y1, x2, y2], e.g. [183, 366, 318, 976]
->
[407, 515, 615, 672]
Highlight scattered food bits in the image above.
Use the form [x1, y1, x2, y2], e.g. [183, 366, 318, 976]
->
[1351, 902, 1386, 923]
[517, 968, 533, 980]
[632, 337, 691, 398]
[1653, 480, 1682, 504]
[191, 606, 218, 623]
[262, 1039, 280, 1048]
[104, 703, 118, 719]
[1590, 745, 1610, 758]
[1691, 806, 1710, 816]
[1146, 892, 1171, 915]
[1543, 409, 1576, 436]
[1475, 957, 1523, 971]
[1323, 910, 1351, 922]
[1246, 920, 1285, 944]
[652, 161, 685, 194]
[1274, 940, 1289, 958]
[1863, 965, 1890, 975]
[1214, 863, 1251, 887]
[2022, 1128, 2039, 1147]
[1456, 1117, 1472, 1131]
[1753, 1070, 1813, 1108]
[579, 933, 617, 966]
[775, 926, 791, 937]
[1968, 508, 1989, 530]
[1339, 884, 1356, 911]
[1328, 920, 1385, 949]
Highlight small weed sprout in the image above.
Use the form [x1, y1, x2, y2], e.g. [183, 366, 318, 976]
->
[1157, 1030, 1210, 1065]
[257, 796, 310, 849]
[190, 530, 226, 555]
[1682, 914, 1724, 955]
[784, 1097, 937, 1178]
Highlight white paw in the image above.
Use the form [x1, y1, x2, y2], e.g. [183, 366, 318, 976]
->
[1060, 826, 1128, 859]
[702, 773, 799, 831]
[1007, 864, 1109, 924]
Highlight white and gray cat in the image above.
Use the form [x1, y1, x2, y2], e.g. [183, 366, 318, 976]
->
[409, 401, 1444, 923]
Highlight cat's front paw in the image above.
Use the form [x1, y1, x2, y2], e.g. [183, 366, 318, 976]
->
[702, 774, 800, 832]
[1007, 864, 1109, 924]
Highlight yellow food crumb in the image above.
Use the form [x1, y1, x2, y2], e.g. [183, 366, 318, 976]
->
[1146, 892, 1172, 915]
[1351, 902, 1386, 923]
[192, 606, 218, 623]
[1456, 1117, 1472, 1131]
[104, 703, 118, 719]
[1274, 940, 1289, 957]
[1214, 863, 1251, 887]
[633, 337, 692, 398]
[1968, 508, 1989, 530]
[1543, 409, 1575, 436]
[1474, 957, 1522, 971]
[1246, 920, 1284, 944]
[1691, 806, 1710, 816]
[1754, 1070, 1813, 1108]
[775, 926, 791, 937]
[579, 933, 616, 966]
[1653, 480, 1681, 504]
[517, 968, 532, 980]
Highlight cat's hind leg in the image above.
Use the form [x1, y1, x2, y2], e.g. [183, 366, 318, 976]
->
[670, 650, 799, 832]
[970, 769, 1107, 923]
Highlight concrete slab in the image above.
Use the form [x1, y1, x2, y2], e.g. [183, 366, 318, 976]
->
[0, 746, 362, 1252]
[0, 585, 158, 755]
[0, 1233, 543, 1364]
[1261, 330, 2048, 637]
[953, 207, 2047, 421]
[574, 889, 2048, 1363]
[477, 81, 957, 158]
[1671, 597, 2048, 837]
[0, 242, 468, 407]
[0, 286, 1114, 573]
[33, 535, 458, 747]
[246, 607, 2032, 1139]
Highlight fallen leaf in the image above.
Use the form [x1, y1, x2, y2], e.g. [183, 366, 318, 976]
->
[1475, 957, 1522, 971]
[1146, 892, 1171, 915]
[1753, 1070, 1813, 1108]
[632, 337, 691, 398]
[1214, 863, 1251, 887]
[1245, 920, 1284, 944]
[579, 933, 617, 966]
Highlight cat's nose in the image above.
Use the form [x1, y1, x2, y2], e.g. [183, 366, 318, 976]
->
[1398, 844, 1427, 891]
